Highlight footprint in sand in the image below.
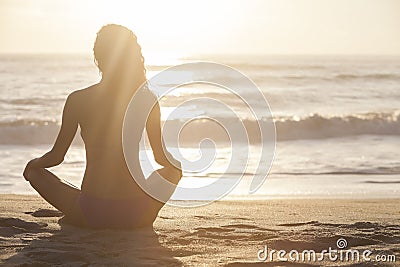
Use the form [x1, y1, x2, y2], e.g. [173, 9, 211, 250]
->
[0, 217, 47, 230]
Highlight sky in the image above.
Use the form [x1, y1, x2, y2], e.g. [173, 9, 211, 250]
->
[0, 0, 399, 57]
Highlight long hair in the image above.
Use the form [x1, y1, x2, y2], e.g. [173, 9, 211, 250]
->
[93, 24, 146, 89]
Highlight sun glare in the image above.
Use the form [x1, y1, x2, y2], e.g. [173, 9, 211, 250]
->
[1, 0, 399, 55]
[83, 0, 235, 59]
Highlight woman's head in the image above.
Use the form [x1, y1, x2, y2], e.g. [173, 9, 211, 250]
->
[93, 24, 146, 86]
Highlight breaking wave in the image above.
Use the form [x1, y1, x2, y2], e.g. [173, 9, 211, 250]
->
[1, 111, 399, 145]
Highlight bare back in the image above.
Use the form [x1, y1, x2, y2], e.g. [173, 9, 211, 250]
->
[70, 83, 157, 198]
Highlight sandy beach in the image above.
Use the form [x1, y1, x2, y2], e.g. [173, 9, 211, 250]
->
[0, 194, 398, 266]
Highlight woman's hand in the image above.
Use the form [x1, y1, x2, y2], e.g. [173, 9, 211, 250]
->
[23, 158, 40, 180]
[166, 155, 182, 176]
[156, 151, 181, 169]
[171, 157, 182, 171]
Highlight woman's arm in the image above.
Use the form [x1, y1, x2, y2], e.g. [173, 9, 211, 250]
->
[146, 100, 181, 169]
[24, 93, 78, 176]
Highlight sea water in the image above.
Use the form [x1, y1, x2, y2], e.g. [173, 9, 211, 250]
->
[1, 54, 399, 199]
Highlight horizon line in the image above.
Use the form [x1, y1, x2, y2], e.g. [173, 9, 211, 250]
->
[0, 52, 400, 58]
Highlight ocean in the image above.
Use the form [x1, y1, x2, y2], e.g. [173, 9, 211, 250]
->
[1, 54, 399, 200]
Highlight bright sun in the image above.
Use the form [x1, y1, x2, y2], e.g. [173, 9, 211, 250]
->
[82, 0, 238, 61]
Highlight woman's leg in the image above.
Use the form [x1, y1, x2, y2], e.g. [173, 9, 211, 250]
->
[142, 166, 182, 223]
[24, 167, 86, 225]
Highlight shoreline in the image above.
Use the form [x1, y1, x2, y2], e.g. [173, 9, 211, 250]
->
[1, 194, 399, 266]
[5, 172, 400, 200]
[8, 192, 400, 201]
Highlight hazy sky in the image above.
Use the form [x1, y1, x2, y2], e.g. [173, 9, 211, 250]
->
[1, 0, 399, 56]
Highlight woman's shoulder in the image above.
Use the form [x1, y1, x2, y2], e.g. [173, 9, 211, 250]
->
[67, 83, 100, 102]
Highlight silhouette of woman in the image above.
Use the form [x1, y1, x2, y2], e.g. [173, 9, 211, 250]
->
[23, 24, 182, 229]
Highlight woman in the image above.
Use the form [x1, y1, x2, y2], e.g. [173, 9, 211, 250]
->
[23, 24, 182, 229]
